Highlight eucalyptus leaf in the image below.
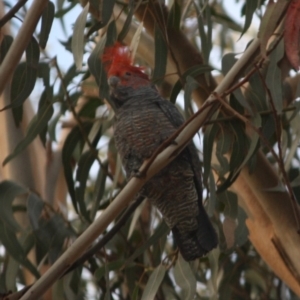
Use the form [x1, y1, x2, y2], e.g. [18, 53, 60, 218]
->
[40, 1, 55, 49]
[173, 254, 196, 300]
[153, 24, 167, 84]
[3, 87, 54, 165]
[75, 150, 96, 222]
[0, 181, 27, 232]
[71, 2, 89, 70]
[266, 40, 284, 113]
[141, 264, 166, 300]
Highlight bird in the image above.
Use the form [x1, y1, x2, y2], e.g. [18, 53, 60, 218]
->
[101, 42, 218, 261]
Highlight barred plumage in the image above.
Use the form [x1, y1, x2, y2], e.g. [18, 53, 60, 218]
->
[111, 85, 218, 260]
[103, 43, 218, 260]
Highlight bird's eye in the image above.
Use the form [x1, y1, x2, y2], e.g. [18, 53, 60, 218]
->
[125, 72, 131, 76]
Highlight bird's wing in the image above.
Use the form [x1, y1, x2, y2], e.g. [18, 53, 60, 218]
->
[154, 97, 203, 199]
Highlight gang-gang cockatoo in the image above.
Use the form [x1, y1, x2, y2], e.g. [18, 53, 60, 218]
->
[102, 42, 218, 261]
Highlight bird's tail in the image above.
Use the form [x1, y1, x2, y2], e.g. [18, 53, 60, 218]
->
[172, 204, 218, 261]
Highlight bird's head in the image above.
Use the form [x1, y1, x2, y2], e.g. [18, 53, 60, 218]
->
[102, 42, 151, 99]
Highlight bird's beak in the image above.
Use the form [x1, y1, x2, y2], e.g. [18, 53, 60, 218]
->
[108, 76, 120, 88]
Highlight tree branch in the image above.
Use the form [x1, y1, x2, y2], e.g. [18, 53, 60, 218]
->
[0, 0, 48, 96]
[0, 0, 28, 28]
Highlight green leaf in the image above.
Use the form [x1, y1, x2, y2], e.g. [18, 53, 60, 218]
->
[244, 269, 267, 292]
[258, 0, 287, 58]
[125, 222, 169, 266]
[208, 247, 220, 294]
[233, 114, 261, 178]
[182, 64, 213, 80]
[218, 191, 238, 219]
[27, 193, 44, 231]
[153, 24, 167, 84]
[170, 80, 182, 104]
[0, 35, 13, 64]
[38, 62, 51, 87]
[117, 0, 135, 42]
[106, 20, 117, 47]
[48, 113, 61, 142]
[62, 123, 93, 213]
[234, 206, 249, 247]
[208, 171, 216, 217]
[101, 0, 116, 27]
[94, 260, 124, 280]
[215, 129, 231, 177]
[184, 76, 199, 118]
[38, 86, 54, 145]
[221, 53, 237, 76]
[141, 264, 166, 300]
[217, 121, 247, 193]
[0, 220, 40, 278]
[246, 72, 267, 112]
[232, 88, 253, 115]
[3, 37, 39, 114]
[88, 35, 109, 99]
[168, 0, 181, 30]
[28, 193, 75, 263]
[75, 150, 96, 221]
[203, 114, 219, 184]
[195, 3, 212, 64]
[266, 39, 284, 113]
[71, 2, 89, 70]
[3, 87, 54, 165]
[173, 254, 196, 300]
[40, 1, 55, 49]
[90, 161, 108, 220]
[241, 0, 259, 38]
[78, 98, 102, 118]
[0, 181, 27, 232]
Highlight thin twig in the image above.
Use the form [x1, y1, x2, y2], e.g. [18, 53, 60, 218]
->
[212, 91, 282, 168]
[255, 66, 300, 232]
[0, 0, 48, 96]
[204, 106, 296, 125]
[62, 195, 146, 276]
[0, 0, 28, 27]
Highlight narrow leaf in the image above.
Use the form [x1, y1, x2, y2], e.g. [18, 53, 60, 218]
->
[88, 35, 109, 99]
[258, 0, 287, 58]
[40, 1, 55, 49]
[266, 40, 284, 113]
[141, 265, 166, 300]
[129, 21, 144, 60]
[173, 254, 196, 300]
[203, 114, 219, 184]
[117, 0, 135, 41]
[167, 0, 181, 30]
[62, 124, 92, 213]
[170, 80, 182, 104]
[0, 221, 40, 278]
[3, 88, 54, 165]
[75, 150, 96, 221]
[3, 37, 39, 114]
[153, 24, 167, 83]
[71, 2, 89, 70]
[0, 181, 27, 232]
[125, 222, 169, 266]
[241, 0, 258, 38]
[101, 0, 115, 26]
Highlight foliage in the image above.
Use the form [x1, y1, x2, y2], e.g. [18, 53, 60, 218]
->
[0, 0, 300, 299]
